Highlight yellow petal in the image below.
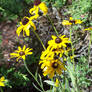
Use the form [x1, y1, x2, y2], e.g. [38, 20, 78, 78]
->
[39, 2, 48, 15]
[16, 56, 21, 61]
[23, 45, 26, 51]
[25, 29, 30, 36]
[0, 82, 5, 87]
[10, 53, 19, 57]
[25, 48, 32, 53]
[84, 27, 92, 31]
[0, 76, 5, 82]
[26, 52, 32, 55]
[75, 20, 82, 24]
[22, 55, 26, 60]
[24, 24, 30, 30]
[30, 14, 39, 20]
[30, 21, 36, 30]
[62, 20, 72, 25]
[61, 35, 65, 39]
[29, 6, 36, 14]
[35, 7, 39, 15]
[41, 64, 46, 69]
[16, 26, 23, 36]
[51, 35, 57, 40]
[18, 46, 22, 51]
[69, 17, 73, 20]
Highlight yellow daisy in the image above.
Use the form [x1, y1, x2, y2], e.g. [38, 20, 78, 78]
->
[0, 76, 6, 87]
[48, 35, 71, 50]
[62, 17, 82, 25]
[41, 59, 66, 78]
[10, 45, 32, 61]
[29, 0, 48, 18]
[62, 20, 72, 25]
[16, 16, 36, 36]
[84, 27, 92, 31]
[39, 47, 64, 65]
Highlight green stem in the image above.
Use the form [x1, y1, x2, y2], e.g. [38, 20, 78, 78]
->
[23, 60, 45, 92]
[63, 71, 66, 92]
[46, 15, 59, 36]
[88, 31, 92, 62]
[70, 28, 74, 66]
[0, 87, 3, 92]
[32, 28, 46, 50]
[70, 27, 79, 92]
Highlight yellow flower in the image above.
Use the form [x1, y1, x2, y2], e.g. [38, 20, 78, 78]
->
[39, 50, 55, 66]
[62, 17, 82, 25]
[29, 0, 48, 18]
[10, 45, 32, 61]
[55, 78, 59, 87]
[48, 35, 71, 50]
[62, 20, 72, 25]
[41, 59, 66, 78]
[84, 27, 92, 31]
[47, 46, 64, 57]
[16, 16, 36, 36]
[75, 19, 82, 24]
[39, 47, 64, 65]
[0, 76, 6, 87]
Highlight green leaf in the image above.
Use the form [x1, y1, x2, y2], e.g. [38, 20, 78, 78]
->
[0, 7, 4, 11]
[44, 80, 55, 86]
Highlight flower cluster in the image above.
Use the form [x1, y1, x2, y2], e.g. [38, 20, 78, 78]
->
[39, 35, 71, 78]
[62, 17, 82, 25]
[11, 0, 48, 62]
[16, 0, 48, 37]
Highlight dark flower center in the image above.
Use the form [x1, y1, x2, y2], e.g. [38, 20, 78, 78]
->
[22, 18, 29, 25]
[66, 43, 71, 48]
[54, 55, 58, 60]
[34, 0, 41, 6]
[19, 51, 25, 56]
[52, 48, 57, 51]
[54, 53, 60, 60]
[55, 37, 62, 43]
[38, 10, 43, 16]
[69, 20, 75, 24]
[52, 62, 58, 68]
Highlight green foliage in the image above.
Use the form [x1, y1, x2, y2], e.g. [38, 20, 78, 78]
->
[76, 56, 92, 88]
[25, 0, 33, 4]
[66, 56, 91, 91]
[26, 53, 40, 64]
[0, 0, 33, 21]
[42, 0, 66, 8]
[0, 66, 29, 87]
[67, 0, 92, 21]
[13, 71, 29, 86]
